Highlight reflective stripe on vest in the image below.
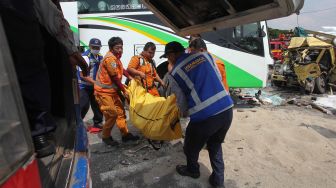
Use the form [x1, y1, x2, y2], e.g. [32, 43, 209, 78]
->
[95, 57, 118, 90]
[188, 90, 227, 115]
[172, 52, 233, 121]
[139, 56, 154, 77]
[79, 50, 102, 87]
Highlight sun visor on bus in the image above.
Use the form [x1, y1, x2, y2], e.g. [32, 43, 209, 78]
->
[141, 0, 304, 36]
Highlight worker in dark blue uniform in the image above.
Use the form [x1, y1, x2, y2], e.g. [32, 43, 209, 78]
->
[161, 41, 233, 187]
[78, 38, 103, 128]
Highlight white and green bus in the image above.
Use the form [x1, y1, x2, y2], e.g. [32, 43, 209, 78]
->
[61, 0, 274, 88]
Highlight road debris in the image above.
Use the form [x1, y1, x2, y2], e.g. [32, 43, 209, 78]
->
[233, 89, 285, 106]
[311, 103, 333, 115]
[313, 95, 336, 111]
[120, 160, 132, 166]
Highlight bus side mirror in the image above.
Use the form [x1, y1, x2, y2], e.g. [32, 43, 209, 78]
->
[259, 25, 266, 38]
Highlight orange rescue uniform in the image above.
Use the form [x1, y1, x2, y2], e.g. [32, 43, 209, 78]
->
[94, 51, 129, 138]
[214, 57, 229, 92]
[128, 55, 160, 96]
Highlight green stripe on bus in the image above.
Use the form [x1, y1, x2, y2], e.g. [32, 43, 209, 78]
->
[70, 26, 79, 34]
[81, 17, 188, 46]
[80, 40, 89, 51]
[220, 58, 263, 88]
[80, 40, 87, 47]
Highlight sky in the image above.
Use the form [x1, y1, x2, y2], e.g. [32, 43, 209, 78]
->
[267, 0, 336, 35]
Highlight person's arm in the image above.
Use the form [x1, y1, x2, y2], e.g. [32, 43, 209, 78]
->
[167, 75, 188, 117]
[127, 56, 146, 79]
[152, 68, 165, 87]
[33, 0, 88, 76]
[111, 76, 126, 93]
[123, 68, 133, 80]
[78, 56, 95, 84]
[111, 72, 129, 102]
[80, 72, 95, 84]
[33, 0, 76, 55]
[79, 72, 94, 84]
[154, 75, 165, 87]
[105, 60, 126, 93]
[128, 67, 145, 79]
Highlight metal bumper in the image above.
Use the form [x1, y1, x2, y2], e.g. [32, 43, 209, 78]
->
[271, 74, 287, 82]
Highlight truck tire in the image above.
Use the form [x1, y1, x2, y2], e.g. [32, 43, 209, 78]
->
[314, 75, 327, 94]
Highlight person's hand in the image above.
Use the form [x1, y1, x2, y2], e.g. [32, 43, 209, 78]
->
[160, 81, 167, 89]
[69, 52, 88, 76]
[138, 72, 146, 79]
[123, 90, 130, 103]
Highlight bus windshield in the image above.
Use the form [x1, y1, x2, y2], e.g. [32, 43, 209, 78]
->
[77, 0, 147, 13]
[202, 22, 265, 57]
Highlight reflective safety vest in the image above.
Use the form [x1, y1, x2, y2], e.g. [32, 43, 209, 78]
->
[137, 55, 156, 89]
[128, 54, 157, 88]
[94, 51, 123, 95]
[77, 49, 103, 89]
[171, 52, 233, 122]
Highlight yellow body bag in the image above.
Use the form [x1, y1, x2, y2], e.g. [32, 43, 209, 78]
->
[127, 80, 182, 141]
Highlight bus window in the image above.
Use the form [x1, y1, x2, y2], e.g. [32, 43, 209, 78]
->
[203, 22, 265, 57]
[232, 23, 264, 56]
[0, 22, 33, 184]
[77, 0, 147, 14]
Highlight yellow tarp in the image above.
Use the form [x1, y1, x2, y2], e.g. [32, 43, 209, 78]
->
[127, 80, 182, 141]
[288, 37, 332, 49]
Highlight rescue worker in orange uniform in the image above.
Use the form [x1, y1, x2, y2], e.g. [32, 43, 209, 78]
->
[127, 42, 165, 96]
[94, 37, 139, 146]
[188, 38, 229, 92]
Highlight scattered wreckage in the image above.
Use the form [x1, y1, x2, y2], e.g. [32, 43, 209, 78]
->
[232, 88, 336, 115]
[271, 37, 336, 94]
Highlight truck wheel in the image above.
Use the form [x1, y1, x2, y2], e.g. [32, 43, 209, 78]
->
[314, 75, 327, 94]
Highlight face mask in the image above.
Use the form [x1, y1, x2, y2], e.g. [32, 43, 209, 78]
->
[115, 53, 122, 59]
[91, 49, 100, 55]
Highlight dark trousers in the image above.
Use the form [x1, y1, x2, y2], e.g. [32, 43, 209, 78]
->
[184, 108, 233, 186]
[20, 70, 57, 137]
[2, 8, 57, 137]
[79, 87, 103, 124]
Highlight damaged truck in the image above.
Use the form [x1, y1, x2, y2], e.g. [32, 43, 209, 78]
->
[271, 36, 336, 94]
